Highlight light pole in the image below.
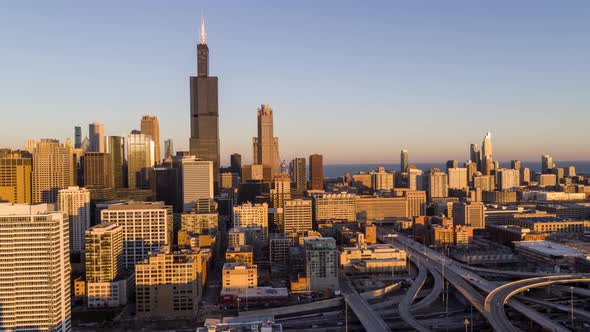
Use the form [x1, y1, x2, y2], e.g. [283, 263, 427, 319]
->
[570, 286, 574, 326]
[464, 319, 469, 332]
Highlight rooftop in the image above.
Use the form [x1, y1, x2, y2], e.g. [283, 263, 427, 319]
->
[514, 240, 584, 257]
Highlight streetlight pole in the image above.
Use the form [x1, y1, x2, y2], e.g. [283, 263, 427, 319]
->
[570, 286, 574, 326]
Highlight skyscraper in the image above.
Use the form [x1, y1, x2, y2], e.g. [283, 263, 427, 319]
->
[446, 160, 459, 172]
[230, 153, 242, 175]
[469, 143, 481, 170]
[180, 156, 214, 212]
[85, 222, 124, 283]
[252, 104, 279, 181]
[497, 168, 520, 191]
[58, 186, 90, 253]
[309, 154, 324, 191]
[289, 157, 307, 190]
[283, 199, 312, 234]
[428, 170, 448, 200]
[83, 152, 113, 187]
[270, 173, 291, 229]
[127, 131, 154, 189]
[304, 238, 338, 291]
[74, 126, 82, 149]
[482, 132, 492, 160]
[106, 136, 126, 188]
[164, 139, 174, 159]
[542, 154, 554, 174]
[100, 201, 172, 269]
[0, 203, 71, 331]
[89, 122, 105, 153]
[400, 149, 409, 172]
[0, 151, 32, 204]
[189, 17, 220, 190]
[31, 139, 75, 203]
[511, 160, 521, 171]
[141, 115, 161, 164]
[448, 167, 468, 190]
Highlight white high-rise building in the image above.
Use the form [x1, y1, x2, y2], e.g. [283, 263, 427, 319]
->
[31, 139, 75, 203]
[0, 203, 71, 332]
[498, 168, 520, 191]
[233, 202, 268, 239]
[181, 156, 213, 212]
[482, 132, 492, 159]
[448, 168, 468, 190]
[58, 186, 91, 253]
[428, 171, 448, 200]
[408, 168, 424, 190]
[100, 201, 172, 269]
[283, 199, 312, 234]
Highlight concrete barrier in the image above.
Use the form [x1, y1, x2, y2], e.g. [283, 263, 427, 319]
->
[238, 297, 343, 318]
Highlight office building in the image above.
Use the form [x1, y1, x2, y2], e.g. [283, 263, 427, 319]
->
[289, 157, 307, 190]
[452, 202, 485, 229]
[400, 149, 409, 172]
[241, 164, 266, 182]
[370, 167, 394, 191]
[189, 17, 220, 189]
[106, 136, 126, 188]
[538, 174, 557, 187]
[226, 245, 254, 267]
[32, 139, 75, 203]
[89, 122, 105, 153]
[74, 126, 82, 149]
[304, 238, 338, 291]
[140, 115, 160, 164]
[152, 167, 180, 211]
[181, 212, 218, 235]
[446, 160, 458, 171]
[86, 222, 124, 282]
[313, 193, 357, 222]
[0, 203, 71, 332]
[481, 155, 493, 175]
[309, 154, 324, 190]
[127, 131, 154, 189]
[222, 262, 257, 288]
[542, 154, 554, 174]
[228, 228, 246, 247]
[83, 152, 113, 187]
[230, 153, 242, 175]
[101, 201, 172, 269]
[408, 168, 424, 190]
[497, 168, 520, 191]
[252, 104, 279, 181]
[339, 243, 406, 273]
[428, 171, 448, 200]
[0, 151, 32, 203]
[269, 234, 294, 266]
[283, 199, 312, 234]
[511, 160, 521, 171]
[162, 139, 173, 159]
[136, 250, 205, 319]
[220, 172, 239, 189]
[470, 144, 481, 169]
[448, 167, 468, 190]
[270, 173, 291, 229]
[85, 222, 130, 308]
[58, 186, 90, 253]
[180, 156, 213, 212]
[356, 196, 407, 220]
[566, 165, 576, 178]
[404, 190, 427, 217]
[520, 167, 531, 185]
[482, 132, 492, 159]
[233, 202, 269, 241]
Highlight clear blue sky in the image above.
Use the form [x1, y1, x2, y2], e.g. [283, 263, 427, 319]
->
[1, 1, 589, 165]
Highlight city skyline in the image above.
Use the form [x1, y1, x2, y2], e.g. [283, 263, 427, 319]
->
[2, 1, 590, 164]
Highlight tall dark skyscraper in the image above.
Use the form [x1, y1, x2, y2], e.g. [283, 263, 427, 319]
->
[189, 16, 220, 189]
[74, 126, 82, 149]
[230, 153, 242, 175]
[309, 154, 324, 191]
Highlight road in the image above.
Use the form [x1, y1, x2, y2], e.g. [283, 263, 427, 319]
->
[339, 273, 392, 332]
[518, 295, 590, 320]
[381, 231, 577, 332]
[397, 259, 430, 332]
[484, 275, 590, 332]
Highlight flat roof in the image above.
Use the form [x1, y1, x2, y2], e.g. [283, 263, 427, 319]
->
[514, 241, 584, 257]
[220, 287, 288, 297]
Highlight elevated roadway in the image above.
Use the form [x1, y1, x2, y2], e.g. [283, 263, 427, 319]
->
[339, 273, 392, 332]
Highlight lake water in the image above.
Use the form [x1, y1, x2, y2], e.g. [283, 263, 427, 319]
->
[323, 161, 590, 178]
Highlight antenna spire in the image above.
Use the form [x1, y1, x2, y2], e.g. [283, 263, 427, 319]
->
[200, 15, 207, 44]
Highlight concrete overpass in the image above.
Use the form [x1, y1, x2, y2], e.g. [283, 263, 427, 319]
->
[484, 275, 590, 332]
[339, 273, 392, 332]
